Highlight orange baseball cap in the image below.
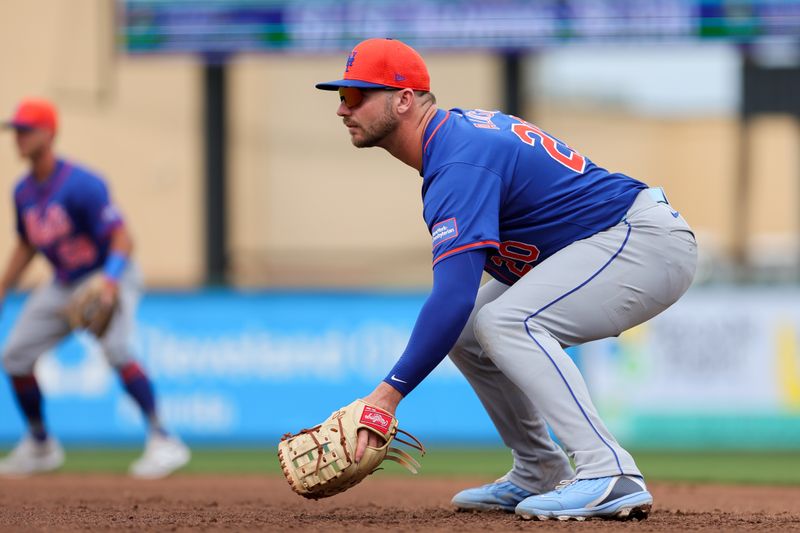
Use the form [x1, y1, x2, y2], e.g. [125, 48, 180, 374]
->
[3, 98, 58, 133]
[316, 38, 430, 92]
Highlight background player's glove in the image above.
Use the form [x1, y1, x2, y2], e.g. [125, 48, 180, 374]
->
[64, 273, 119, 337]
[278, 399, 425, 499]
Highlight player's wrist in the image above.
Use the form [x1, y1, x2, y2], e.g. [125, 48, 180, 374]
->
[365, 382, 404, 414]
[102, 251, 128, 283]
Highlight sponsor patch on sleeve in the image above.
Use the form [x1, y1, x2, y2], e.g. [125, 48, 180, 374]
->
[431, 218, 458, 248]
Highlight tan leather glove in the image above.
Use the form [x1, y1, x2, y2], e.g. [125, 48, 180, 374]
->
[278, 399, 424, 499]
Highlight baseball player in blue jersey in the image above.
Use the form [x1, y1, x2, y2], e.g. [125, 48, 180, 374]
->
[316, 39, 697, 520]
[0, 98, 190, 478]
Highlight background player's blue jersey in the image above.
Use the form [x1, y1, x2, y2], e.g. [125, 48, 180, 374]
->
[421, 108, 647, 285]
[13, 158, 124, 283]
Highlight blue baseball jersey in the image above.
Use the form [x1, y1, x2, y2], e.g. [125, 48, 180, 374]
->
[421, 108, 647, 285]
[13, 158, 124, 283]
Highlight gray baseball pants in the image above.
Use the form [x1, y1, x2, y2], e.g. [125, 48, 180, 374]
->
[3, 263, 143, 376]
[448, 188, 697, 493]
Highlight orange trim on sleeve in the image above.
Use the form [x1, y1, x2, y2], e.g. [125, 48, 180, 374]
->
[423, 110, 450, 154]
[432, 240, 499, 266]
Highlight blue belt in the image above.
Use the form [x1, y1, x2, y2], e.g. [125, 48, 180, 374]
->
[647, 186, 669, 205]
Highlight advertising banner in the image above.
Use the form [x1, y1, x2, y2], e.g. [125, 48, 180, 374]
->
[581, 288, 800, 449]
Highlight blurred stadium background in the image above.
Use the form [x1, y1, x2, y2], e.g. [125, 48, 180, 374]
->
[0, 0, 799, 483]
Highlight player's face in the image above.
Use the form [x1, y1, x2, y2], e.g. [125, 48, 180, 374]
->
[14, 127, 53, 159]
[337, 88, 399, 148]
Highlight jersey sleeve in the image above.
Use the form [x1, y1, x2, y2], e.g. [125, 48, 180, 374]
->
[77, 176, 124, 240]
[423, 162, 501, 266]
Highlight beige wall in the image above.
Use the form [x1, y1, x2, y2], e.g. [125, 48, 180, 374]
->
[746, 115, 800, 268]
[2, 1, 798, 289]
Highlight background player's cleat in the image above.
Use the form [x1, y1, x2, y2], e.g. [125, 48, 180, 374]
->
[451, 476, 535, 512]
[0, 434, 64, 477]
[515, 475, 652, 521]
[129, 433, 190, 479]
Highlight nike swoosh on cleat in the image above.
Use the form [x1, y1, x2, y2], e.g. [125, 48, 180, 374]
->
[390, 375, 407, 384]
[670, 211, 680, 218]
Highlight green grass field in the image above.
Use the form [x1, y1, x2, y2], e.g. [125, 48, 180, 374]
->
[40, 448, 800, 485]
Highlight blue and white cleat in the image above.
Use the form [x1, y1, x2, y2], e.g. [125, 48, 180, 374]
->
[451, 477, 535, 512]
[515, 475, 652, 521]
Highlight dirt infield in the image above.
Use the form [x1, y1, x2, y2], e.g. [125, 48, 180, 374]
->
[1, 475, 799, 532]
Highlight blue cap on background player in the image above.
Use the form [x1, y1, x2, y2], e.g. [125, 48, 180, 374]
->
[316, 38, 430, 92]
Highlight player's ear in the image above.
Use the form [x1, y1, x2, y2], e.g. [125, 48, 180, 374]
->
[395, 89, 414, 115]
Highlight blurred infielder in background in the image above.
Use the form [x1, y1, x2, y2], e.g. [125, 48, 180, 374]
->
[316, 39, 697, 520]
[0, 98, 190, 478]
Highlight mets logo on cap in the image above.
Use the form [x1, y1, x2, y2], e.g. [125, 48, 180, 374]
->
[316, 38, 430, 92]
[345, 51, 357, 72]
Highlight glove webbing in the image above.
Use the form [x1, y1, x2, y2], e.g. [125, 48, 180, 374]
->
[283, 416, 354, 478]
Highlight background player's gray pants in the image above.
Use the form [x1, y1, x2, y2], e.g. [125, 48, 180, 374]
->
[449, 189, 697, 493]
[3, 264, 143, 376]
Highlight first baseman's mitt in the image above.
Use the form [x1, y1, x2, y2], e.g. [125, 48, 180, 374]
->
[64, 273, 119, 338]
[278, 399, 424, 499]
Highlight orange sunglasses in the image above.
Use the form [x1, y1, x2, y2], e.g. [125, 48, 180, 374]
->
[338, 87, 367, 108]
[338, 87, 398, 109]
